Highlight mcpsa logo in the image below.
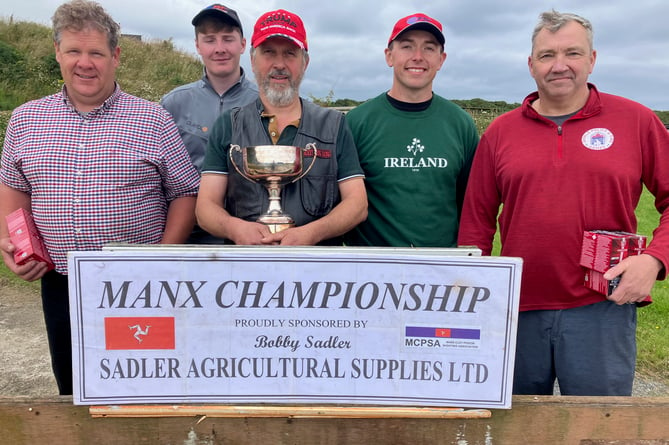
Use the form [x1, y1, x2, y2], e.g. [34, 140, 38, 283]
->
[404, 325, 481, 350]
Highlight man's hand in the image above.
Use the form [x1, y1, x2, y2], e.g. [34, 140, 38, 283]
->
[0, 237, 49, 282]
[227, 219, 274, 245]
[261, 224, 320, 246]
[604, 253, 663, 305]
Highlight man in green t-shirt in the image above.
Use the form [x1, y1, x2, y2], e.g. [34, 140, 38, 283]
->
[345, 13, 478, 247]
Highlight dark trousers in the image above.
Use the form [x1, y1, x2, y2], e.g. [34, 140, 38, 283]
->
[513, 300, 636, 396]
[40, 270, 72, 395]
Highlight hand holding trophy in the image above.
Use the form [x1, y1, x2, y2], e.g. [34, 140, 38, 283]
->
[229, 144, 317, 233]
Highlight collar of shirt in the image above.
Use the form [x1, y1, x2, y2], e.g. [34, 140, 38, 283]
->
[61, 82, 122, 117]
[201, 67, 245, 97]
[260, 111, 301, 144]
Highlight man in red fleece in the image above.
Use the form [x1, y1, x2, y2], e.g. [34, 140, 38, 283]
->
[458, 10, 669, 396]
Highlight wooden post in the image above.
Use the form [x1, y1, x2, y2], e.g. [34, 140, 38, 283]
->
[1, 396, 668, 444]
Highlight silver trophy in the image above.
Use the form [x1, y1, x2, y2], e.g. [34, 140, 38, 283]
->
[229, 144, 317, 233]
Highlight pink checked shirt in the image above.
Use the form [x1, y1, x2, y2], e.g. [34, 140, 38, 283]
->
[0, 85, 200, 273]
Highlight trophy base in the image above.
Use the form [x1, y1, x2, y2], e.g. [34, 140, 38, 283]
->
[257, 215, 295, 234]
[265, 222, 294, 233]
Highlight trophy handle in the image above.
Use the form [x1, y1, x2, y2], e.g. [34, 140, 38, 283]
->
[291, 142, 318, 183]
[228, 144, 256, 184]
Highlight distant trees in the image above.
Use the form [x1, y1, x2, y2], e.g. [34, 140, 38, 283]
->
[451, 98, 520, 113]
[308, 90, 522, 114]
[309, 91, 364, 108]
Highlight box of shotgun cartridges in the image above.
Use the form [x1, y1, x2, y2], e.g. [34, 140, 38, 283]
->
[6, 208, 54, 271]
[581, 230, 646, 295]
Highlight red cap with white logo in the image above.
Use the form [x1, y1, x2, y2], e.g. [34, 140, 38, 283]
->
[388, 13, 445, 47]
[252, 9, 308, 51]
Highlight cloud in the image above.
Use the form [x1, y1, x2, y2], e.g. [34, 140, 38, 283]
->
[2, 0, 668, 109]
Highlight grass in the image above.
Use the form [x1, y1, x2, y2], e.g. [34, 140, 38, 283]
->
[634, 189, 669, 378]
[0, 18, 202, 109]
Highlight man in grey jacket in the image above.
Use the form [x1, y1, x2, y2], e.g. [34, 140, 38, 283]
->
[161, 4, 257, 243]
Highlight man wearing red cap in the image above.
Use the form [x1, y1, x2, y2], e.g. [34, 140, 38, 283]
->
[345, 13, 478, 248]
[161, 4, 257, 244]
[196, 9, 367, 246]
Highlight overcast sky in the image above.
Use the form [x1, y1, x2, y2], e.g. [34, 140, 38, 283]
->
[3, 0, 668, 110]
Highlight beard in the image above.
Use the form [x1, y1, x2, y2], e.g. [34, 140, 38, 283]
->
[254, 67, 303, 107]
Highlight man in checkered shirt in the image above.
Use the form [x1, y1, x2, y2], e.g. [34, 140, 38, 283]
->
[0, 0, 200, 395]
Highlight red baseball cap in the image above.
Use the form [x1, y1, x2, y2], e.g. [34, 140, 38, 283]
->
[388, 13, 445, 47]
[252, 9, 308, 50]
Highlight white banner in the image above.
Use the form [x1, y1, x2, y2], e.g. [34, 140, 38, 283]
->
[68, 246, 521, 408]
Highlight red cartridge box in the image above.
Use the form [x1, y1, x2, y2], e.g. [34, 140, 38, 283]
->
[584, 268, 621, 296]
[580, 230, 646, 273]
[581, 230, 647, 295]
[5, 208, 55, 271]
